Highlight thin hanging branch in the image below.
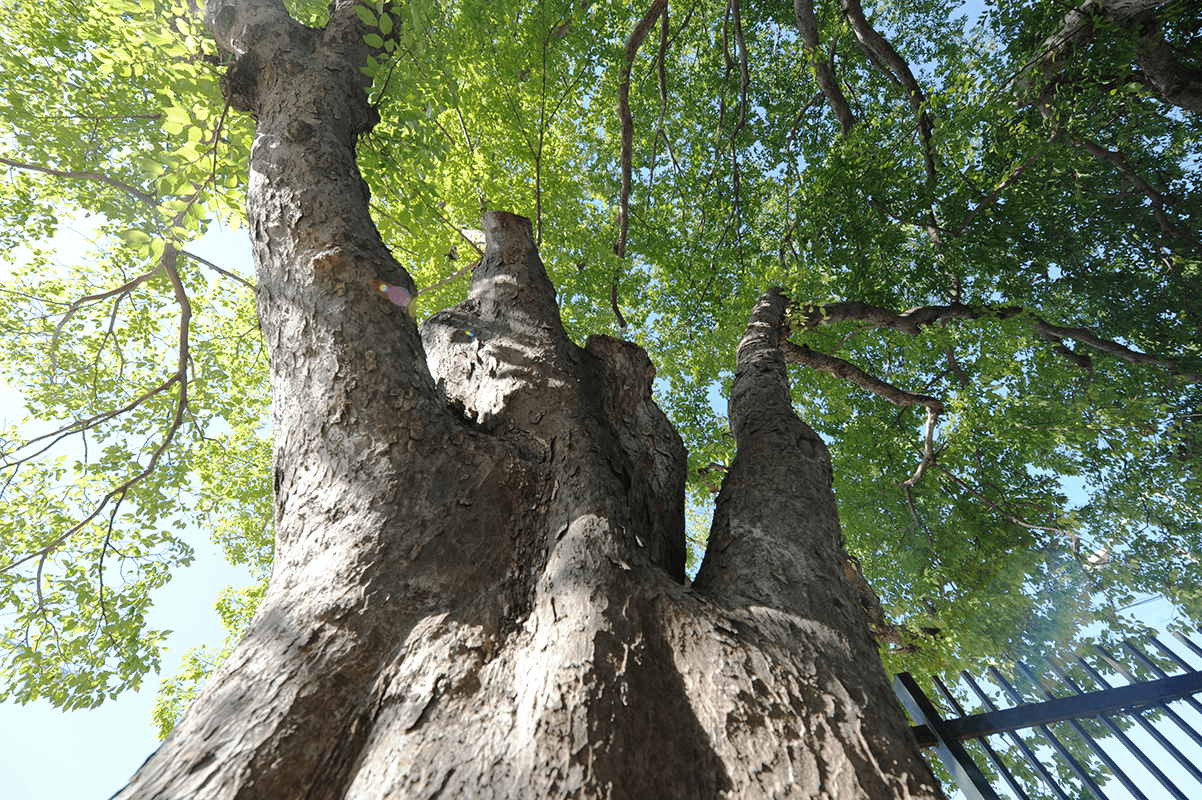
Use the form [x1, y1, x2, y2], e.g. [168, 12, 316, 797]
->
[729, 0, 750, 148]
[647, 5, 669, 197]
[615, 0, 668, 260]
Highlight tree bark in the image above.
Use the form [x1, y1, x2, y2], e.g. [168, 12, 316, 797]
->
[116, 2, 943, 797]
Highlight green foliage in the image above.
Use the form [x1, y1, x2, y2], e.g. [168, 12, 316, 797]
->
[1, 0, 1200, 744]
[150, 579, 265, 737]
[0, 0, 265, 710]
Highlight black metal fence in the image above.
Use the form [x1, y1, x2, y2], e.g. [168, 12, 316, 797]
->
[893, 631, 1202, 800]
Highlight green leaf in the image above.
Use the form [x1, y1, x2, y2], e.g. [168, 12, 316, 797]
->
[355, 4, 377, 27]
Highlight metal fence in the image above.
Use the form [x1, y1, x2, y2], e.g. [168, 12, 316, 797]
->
[892, 631, 1202, 800]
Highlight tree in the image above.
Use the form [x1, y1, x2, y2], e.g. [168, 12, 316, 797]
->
[1, 0, 1199, 796]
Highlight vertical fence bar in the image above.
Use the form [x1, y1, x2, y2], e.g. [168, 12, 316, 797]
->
[932, 675, 1034, 800]
[1042, 657, 1190, 800]
[962, 671, 1073, 800]
[1115, 640, 1202, 718]
[1149, 636, 1199, 674]
[893, 673, 1002, 800]
[1013, 661, 1147, 800]
[1073, 655, 1202, 783]
[1096, 643, 1202, 749]
[989, 666, 1111, 800]
[1172, 630, 1202, 661]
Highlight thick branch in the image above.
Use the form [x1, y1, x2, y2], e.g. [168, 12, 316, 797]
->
[794, 0, 855, 134]
[791, 299, 1200, 380]
[203, 0, 302, 59]
[840, 0, 936, 183]
[1136, 28, 1202, 113]
[1015, 0, 1200, 112]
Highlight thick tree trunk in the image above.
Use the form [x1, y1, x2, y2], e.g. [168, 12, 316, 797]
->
[116, 2, 943, 797]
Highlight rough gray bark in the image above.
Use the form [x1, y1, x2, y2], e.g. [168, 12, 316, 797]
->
[116, 1, 943, 797]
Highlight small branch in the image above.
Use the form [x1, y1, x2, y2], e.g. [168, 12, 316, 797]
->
[424, 202, 486, 259]
[49, 265, 165, 375]
[953, 151, 1045, 237]
[944, 347, 969, 387]
[417, 261, 476, 296]
[870, 201, 954, 236]
[936, 465, 1068, 536]
[794, 298, 1201, 380]
[781, 340, 942, 486]
[0, 156, 158, 207]
[180, 249, 255, 291]
[610, 277, 628, 329]
[1058, 131, 1199, 246]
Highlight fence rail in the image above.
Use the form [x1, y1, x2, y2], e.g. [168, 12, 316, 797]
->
[893, 630, 1202, 800]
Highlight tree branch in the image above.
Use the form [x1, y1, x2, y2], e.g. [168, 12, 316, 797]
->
[616, 0, 668, 259]
[49, 265, 165, 375]
[953, 150, 1046, 237]
[936, 464, 1068, 537]
[780, 340, 942, 486]
[840, 0, 936, 183]
[794, 0, 855, 134]
[790, 299, 1200, 381]
[180, 249, 256, 291]
[1056, 131, 1199, 246]
[1136, 24, 1202, 113]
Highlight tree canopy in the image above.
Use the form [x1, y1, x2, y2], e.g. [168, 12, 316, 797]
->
[1, 0, 1199, 737]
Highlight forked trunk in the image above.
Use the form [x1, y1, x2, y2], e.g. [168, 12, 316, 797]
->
[117, 2, 943, 797]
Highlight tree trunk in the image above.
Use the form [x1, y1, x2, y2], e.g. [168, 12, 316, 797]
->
[116, 2, 943, 797]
